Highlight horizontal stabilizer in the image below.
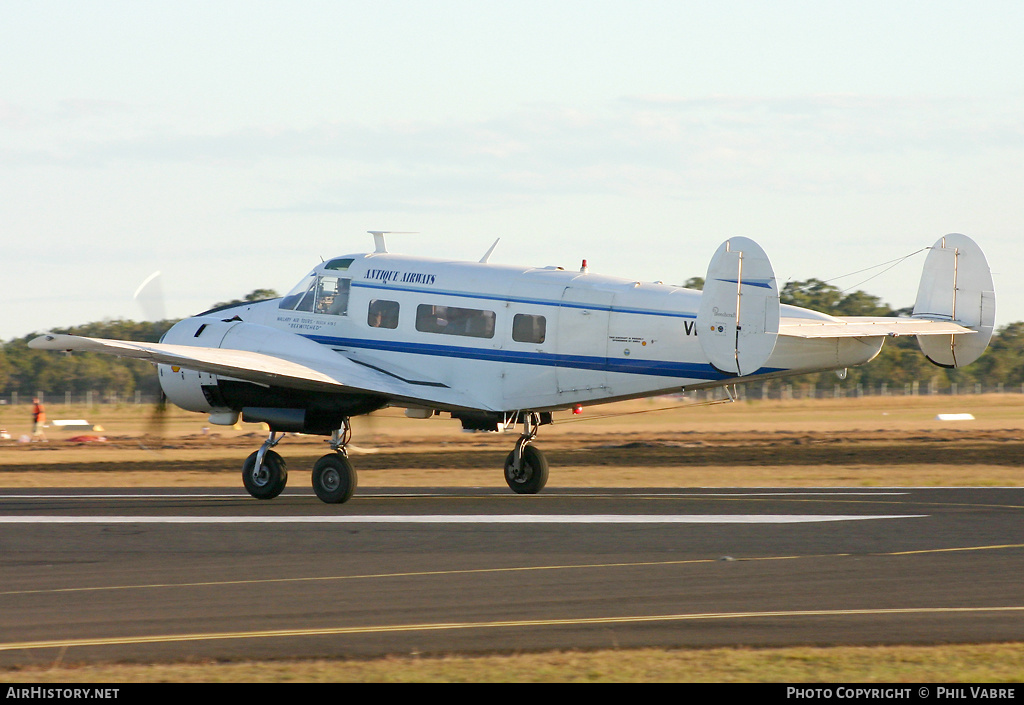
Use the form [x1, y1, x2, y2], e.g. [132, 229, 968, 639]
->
[779, 316, 972, 339]
[697, 237, 780, 376]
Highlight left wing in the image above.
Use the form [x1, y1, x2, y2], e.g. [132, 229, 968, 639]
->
[29, 330, 489, 412]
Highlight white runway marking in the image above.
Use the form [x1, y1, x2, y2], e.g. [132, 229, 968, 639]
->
[0, 514, 925, 524]
[0, 490, 911, 500]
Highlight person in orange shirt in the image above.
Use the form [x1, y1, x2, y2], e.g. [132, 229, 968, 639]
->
[31, 397, 47, 441]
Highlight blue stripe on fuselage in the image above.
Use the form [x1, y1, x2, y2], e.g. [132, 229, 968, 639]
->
[304, 334, 772, 381]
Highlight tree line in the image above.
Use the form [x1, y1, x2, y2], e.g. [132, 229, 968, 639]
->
[1, 283, 1021, 401]
[0, 290, 278, 402]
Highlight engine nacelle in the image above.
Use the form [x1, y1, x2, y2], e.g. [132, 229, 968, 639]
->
[156, 315, 387, 433]
[156, 316, 243, 418]
[158, 363, 226, 415]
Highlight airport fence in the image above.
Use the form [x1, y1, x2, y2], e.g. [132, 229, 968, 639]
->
[704, 380, 1024, 402]
[4, 382, 1024, 408]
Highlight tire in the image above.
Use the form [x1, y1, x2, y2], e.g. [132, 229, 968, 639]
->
[242, 450, 288, 499]
[504, 445, 549, 494]
[312, 453, 358, 504]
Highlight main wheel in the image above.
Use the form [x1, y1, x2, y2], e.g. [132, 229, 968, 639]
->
[504, 445, 549, 494]
[242, 450, 288, 499]
[312, 453, 357, 504]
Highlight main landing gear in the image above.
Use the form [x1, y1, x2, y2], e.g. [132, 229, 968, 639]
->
[240, 411, 551, 503]
[242, 419, 357, 504]
[241, 433, 288, 500]
[311, 421, 357, 504]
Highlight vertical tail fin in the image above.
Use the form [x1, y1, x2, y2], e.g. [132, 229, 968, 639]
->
[912, 233, 995, 368]
[697, 237, 780, 376]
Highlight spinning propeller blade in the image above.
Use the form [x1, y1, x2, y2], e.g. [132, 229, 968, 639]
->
[133, 271, 167, 322]
[139, 391, 168, 450]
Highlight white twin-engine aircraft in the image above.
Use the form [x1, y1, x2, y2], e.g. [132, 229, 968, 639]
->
[31, 232, 995, 504]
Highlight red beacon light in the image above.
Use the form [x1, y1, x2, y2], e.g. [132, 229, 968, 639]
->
[572, 404, 583, 415]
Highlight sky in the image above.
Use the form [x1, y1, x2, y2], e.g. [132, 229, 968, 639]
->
[2, 1, 1022, 340]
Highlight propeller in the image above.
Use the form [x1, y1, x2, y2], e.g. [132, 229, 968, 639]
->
[133, 271, 167, 322]
[140, 390, 168, 451]
[134, 271, 169, 450]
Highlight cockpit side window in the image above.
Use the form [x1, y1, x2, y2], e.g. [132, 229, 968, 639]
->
[314, 276, 351, 316]
[279, 274, 351, 316]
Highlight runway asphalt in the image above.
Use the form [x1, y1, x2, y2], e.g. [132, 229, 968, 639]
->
[1, 486, 1022, 666]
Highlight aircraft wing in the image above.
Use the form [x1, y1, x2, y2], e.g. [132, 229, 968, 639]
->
[778, 316, 973, 339]
[28, 332, 488, 412]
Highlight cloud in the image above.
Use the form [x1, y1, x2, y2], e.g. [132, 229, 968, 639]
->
[3, 94, 1022, 212]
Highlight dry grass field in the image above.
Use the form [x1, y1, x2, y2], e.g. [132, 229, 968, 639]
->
[1, 393, 1022, 488]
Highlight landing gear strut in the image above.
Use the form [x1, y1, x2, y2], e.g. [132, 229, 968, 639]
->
[504, 412, 549, 494]
[311, 419, 358, 504]
[242, 432, 288, 499]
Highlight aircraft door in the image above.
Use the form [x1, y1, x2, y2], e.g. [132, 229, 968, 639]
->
[556, 286, 613, 397]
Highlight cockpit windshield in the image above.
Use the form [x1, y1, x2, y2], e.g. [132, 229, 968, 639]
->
[279, 272, 351, 316]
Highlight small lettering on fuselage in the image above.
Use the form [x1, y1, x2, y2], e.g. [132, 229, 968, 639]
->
[365, 269, 437, 285]
[276, 315, 326, 331]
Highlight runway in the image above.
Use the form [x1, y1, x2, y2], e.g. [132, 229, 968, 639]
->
[1, 486, 1022, 666]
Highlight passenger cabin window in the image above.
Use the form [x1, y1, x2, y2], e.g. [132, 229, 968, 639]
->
[368, 299, 400, 329]
[279, 274, 351, 316]
[416, 304, 495, 339]
[512, 314, 546, 343]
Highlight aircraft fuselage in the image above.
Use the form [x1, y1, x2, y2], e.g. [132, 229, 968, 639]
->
[157, 251, 884, 428]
